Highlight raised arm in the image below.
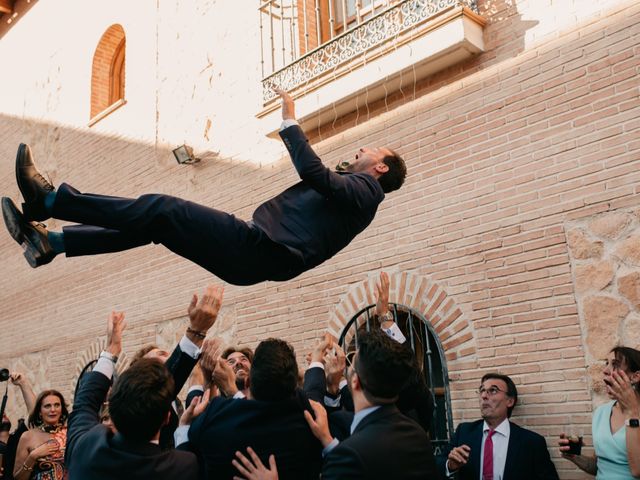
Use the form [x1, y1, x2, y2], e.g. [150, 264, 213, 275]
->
[167, 284, 225, 395]
[65, 312, 126, 466]
[274, 89, 383, 208]
[9, 373, 36, 415]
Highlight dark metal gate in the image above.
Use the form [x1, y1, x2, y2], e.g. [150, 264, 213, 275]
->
[338, 302, 453, 455]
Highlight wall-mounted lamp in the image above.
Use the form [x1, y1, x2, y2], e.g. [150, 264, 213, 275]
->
[172, 145, 201, 165]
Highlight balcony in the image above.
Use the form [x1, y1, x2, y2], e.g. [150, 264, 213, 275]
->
[258, 0, 486, 136]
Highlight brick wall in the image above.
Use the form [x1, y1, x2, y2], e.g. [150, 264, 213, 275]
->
[0, 0, 639, 477]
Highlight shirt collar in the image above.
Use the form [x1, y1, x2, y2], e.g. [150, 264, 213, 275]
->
[350, 405, 381, 434]
[483, 418, 510, 437]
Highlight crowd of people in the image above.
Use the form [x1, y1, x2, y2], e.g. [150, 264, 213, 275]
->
[0, 273, 638, 479]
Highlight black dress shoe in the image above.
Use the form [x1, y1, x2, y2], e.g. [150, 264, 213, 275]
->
[1, 197, 56, 268]
[15, 143, 55, 222]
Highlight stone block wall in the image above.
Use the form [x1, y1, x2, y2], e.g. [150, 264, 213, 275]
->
[566, 209, 640, 400]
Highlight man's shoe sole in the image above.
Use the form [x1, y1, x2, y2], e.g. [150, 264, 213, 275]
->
[2, 197, 24, 245]
[1, 196, 54, 268]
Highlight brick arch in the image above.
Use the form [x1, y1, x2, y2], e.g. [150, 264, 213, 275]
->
[70, 337, 129, 401]
[328, 271, 475, 360]
[90, 24, 126, 119]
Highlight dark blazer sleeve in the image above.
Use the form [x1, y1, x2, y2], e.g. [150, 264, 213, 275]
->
[530, 431, 559, 480]
[65, 371, 110, 467]
[165, 343, 198, 397]
[321, 443, 365, 480]
[279, 125, 384, 208]
[303, 366, 326, 403]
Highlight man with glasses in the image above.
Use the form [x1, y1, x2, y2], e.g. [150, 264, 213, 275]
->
[439, 373, 558, 480]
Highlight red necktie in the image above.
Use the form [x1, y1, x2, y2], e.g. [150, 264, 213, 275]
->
[482, 429, 496, 480]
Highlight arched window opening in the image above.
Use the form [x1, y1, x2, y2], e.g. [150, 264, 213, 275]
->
[90, 24, 126, 122]
[339, 303, 453, 455]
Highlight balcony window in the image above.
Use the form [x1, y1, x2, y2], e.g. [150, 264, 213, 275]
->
[258, 0, 485, 135]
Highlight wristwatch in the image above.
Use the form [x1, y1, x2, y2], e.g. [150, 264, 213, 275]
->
[379, 311, 394, 323]
[99, 351, 119, 364]
[626, 418, 639, 428]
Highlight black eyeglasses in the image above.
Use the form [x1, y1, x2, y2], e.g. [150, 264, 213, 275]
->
[477, 386, 506, 396]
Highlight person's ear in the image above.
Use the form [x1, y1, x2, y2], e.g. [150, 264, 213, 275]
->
[374, 163, 389, 174]
[163, 410, 172, 427]
[351, 371, 362, 392]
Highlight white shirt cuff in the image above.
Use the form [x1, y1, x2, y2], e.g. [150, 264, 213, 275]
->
[309, 362, 325, 371]
[174, 425, 190, 447]
[233, 391, 246, 399]
[93, 356, 116, 380]
[445, 459, 455, 477]
[322, 438, 339, 457]
[179, 335, 201, 359]
[280, 119, 299, 131]
[187, 385, 204, 396]
[381, 322, 407, 344]
[339, 378, 348, 390]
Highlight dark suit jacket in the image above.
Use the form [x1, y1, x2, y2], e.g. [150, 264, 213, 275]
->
[438, 419, 559, 480]
[160, 343, 198, 449]
[322, 404, 438, 480]
[65, 370, 199, 480]
[188, 390, 322, 480]
[253, 125, 385, 270]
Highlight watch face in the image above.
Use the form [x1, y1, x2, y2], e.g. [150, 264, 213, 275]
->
[629, 419, 640, 428]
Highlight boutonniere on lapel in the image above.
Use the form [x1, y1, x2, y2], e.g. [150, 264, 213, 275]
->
[335, 161, 350, 172]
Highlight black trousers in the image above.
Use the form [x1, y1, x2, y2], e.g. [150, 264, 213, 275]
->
[54, 183, 304, 286]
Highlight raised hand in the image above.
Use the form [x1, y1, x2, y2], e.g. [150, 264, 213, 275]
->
[273, 87, 295, 121]
[106, 311, 127, 357]
[310, 333, 333, 365]
[375, 271, 390, 317]
[213, 358, 239, 397]
[187, 284, 225, 345]
[199, 337, 224, 373]
[325, 343, 346, 394]
[609, 369, 640, 415]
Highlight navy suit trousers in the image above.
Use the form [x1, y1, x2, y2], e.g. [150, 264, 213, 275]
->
[53, 183, 304, 285]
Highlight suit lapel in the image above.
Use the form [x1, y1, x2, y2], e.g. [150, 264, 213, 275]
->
[503, 422, 520, 480]
[469, 421, 484, 478]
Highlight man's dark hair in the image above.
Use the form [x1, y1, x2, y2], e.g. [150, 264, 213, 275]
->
[130, 344, 160, 366]
[354, 330, 414, 404]
[108, 358, 175, 442]
[249, 338, 298, 401]
[28, 389, 69, 428]
[481, 372, 518, 418]
[378, 150, 407, 193]
[221, 346, 254, 363]
[611, 346, 640, 391]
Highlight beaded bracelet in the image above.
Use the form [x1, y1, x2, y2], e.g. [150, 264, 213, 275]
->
[186, 327, 207, 339]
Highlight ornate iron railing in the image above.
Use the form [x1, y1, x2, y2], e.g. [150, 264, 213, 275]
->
[338, 302, 454, 456]
[259, 0, 479, 104]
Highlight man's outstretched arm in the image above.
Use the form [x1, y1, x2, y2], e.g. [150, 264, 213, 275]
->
[274, 88, 383, 207]
[65, 312, 126, 467]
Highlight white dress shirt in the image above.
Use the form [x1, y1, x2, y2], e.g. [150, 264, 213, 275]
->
[479, 418, 510, 480]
